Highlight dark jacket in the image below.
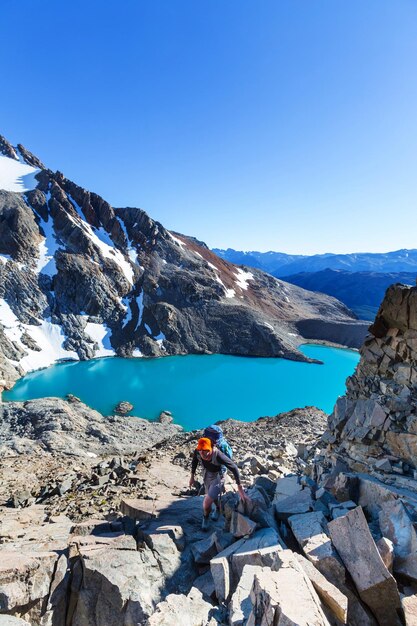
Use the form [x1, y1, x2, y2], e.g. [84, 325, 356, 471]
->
[191, 448, 241, 485]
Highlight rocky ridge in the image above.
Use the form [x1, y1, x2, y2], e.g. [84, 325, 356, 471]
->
[0, 134, 367, 391]
[325, 282, 417, 481]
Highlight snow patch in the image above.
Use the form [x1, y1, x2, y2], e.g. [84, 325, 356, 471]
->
[0, 254, 11, 264]
[169, 232, 186, 248]
[135, 292, 144, 331]
[0, 299, 78, 372]
[85, 322, 115, 357]
[36, 214, 60, 276]
[122, 297, 133, 329]
[235, 268, 254, 291]
[154, 331, 166, 347]
[128, 248, 138, 264]
[132, 348, 143, 357]
[225, 288, 236, 298]
[67, 195, 134, 284]
[0, 154, 40, 193]
[22, 321, 78, 370]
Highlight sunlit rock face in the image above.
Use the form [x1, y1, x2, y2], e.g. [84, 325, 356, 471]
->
[0, 134, 366, 390]
[326, 282, 417, 473]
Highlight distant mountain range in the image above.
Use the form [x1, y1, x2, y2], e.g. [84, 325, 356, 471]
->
[213, 248, 417, 275]
[282, 269, 416, 320]
[213, 248, 417, 321]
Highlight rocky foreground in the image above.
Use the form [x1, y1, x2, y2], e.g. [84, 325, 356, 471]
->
[2, 282, 417, 625]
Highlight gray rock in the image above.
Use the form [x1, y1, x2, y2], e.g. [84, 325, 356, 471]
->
[191, 532, 219, 565]
[274, 489, 314, 521]
[247, 552, 331, 626]
[328, 506, 402, 626]
[146, 587, 220, 626]
[288, 511, 346, 582]
[70, 545, 166, 625]
[379, 499, 417, 582]
[114, 401, 134, 415]
[0, 398, 181, 458]
[0, 617, 32, 625]
[229, 564, 262, 626]
[230, 512, 257, 538]
[293, 553, 348, 624]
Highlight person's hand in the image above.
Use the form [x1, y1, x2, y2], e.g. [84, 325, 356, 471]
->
[189, 475, 195, 489]
[238, 485, 250, 502]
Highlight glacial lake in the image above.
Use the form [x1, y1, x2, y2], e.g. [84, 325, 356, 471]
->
[3, 344, 359, 431]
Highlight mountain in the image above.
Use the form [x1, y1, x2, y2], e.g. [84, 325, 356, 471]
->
[0, 135, 367, 390]
[214, 247, 417, 275]
[282, 269, 416, 320]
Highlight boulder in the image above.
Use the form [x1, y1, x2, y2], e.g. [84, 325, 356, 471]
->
[0, 618, 32, 625]
[210, 528, 282, 602]
[210, 538, 247, 603]
[114, 401, 134, 415]
[0, 550, 59, 615]
[273, 475, 303, 503]
[146, 587, 220, 625]
[120, 497, 158, 520]
[379, 499, 417, 581]
[254, 476, 277, 501]
[288, 511, 345, 582]
[141, 530, 182, 582]
[247, 552, 331, 626]
[376, 537, 394, 573]
[145, 525, 185, 552]
[401, 588, 417, 626]
[236, 485, 277, 529]
[70, 519, 113, 536]
[294, 553, 348, 624]
[230, 512, 257, 538]
[274, 489, 314, 521]
[70, 545, 166, 625]
[229, 564, 263, 626]
[328, 507, 402, 626]
[191, 533, 219, 565]
[158, 411, 173, 424]
[146, 587, 220, 626]
[192, 570, 216, 600]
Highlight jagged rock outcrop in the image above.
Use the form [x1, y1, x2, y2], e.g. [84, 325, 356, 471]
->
[0, 134, 368, 391]
[0, 397, 180, 457]
[325, 282, 417, 477]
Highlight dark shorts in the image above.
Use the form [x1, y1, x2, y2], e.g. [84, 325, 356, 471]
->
[204, 471, 224, 500]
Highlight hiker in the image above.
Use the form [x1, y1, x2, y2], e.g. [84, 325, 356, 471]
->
[189, 436, 249, 530]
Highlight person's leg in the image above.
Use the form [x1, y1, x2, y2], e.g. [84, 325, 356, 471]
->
[208, 479, 222, 520]
[203, 495, 214, 517]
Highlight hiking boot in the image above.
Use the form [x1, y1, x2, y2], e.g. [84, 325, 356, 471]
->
[201, 515, 210, 531]
[211, 508, 220, 521]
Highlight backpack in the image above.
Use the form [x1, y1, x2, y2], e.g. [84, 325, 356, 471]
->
[204, 425, 233, 460]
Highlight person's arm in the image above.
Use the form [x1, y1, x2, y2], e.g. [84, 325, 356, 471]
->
[189, 449, 199, 487]
[215, 450, 241, 485]
[215, 450, 249, 501]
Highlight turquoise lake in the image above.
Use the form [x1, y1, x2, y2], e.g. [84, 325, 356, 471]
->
[3, 344, 359, 431]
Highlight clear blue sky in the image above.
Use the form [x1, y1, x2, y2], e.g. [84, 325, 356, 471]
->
[1, 0, 417, 254]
